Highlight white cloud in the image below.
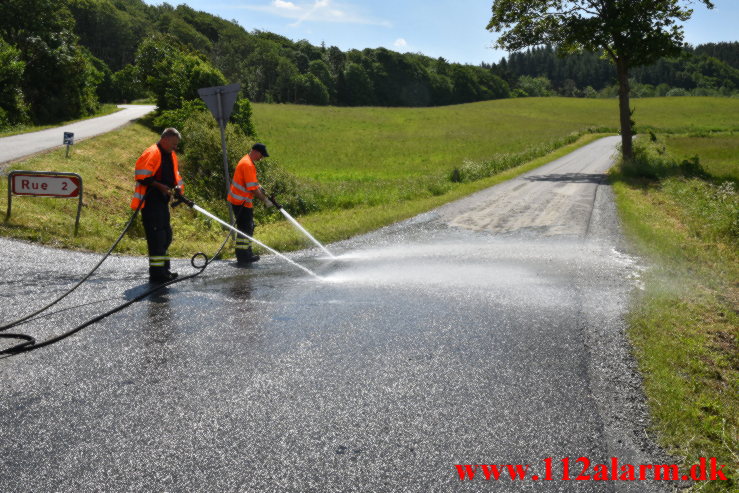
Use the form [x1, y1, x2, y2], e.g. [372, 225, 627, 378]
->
[240, 0, 391, 27]
[393, 38, 408, 48]
[273, 0, 299, 10]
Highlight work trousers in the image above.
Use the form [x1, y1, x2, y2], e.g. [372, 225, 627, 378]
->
[233, 204, 255, 262]
[142, 201, 173, 276]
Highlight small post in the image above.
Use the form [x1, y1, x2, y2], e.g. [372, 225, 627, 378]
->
[74, 177, 83, 235]
[5, 175, 12, 222]
[63, 132, 74, 158]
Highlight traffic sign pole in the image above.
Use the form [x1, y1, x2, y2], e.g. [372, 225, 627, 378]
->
[216, 90, 234, 224]
[198, 83, 241, 225]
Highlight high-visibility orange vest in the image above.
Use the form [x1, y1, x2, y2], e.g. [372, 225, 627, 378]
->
[227, 154, 259, 208]
[130, 144, 184, 209]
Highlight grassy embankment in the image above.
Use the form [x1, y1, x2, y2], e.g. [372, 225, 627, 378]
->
[0, 97, 737, 257]
[0, 104, 122, 138]
[611, 133, 738, 490]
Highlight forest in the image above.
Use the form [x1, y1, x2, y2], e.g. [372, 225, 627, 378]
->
[488, 43, 739, 98]
[1, 0, 738, 129]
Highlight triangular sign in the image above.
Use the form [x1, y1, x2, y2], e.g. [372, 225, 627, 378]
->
[198, 83, 241, 124]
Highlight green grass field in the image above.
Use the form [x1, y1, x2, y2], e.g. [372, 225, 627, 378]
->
[664, 133, 739, 181]
[253, 97, 739, 182]
[612, 134, 738, 491]
[2, 97, 738, 256]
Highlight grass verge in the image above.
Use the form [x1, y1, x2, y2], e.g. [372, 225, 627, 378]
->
[611, 136, 738, 491]
[260, 133, 610, 251]
[0, 119, 608, 256]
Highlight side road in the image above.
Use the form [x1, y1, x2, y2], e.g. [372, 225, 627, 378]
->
[0, 105, 156, 166]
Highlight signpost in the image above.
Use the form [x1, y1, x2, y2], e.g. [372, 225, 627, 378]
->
[6, 171, 83, 234]
[63, 132, 74, 158]
[198, 83, 240, 223]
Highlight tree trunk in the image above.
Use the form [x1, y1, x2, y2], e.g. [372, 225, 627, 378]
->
[616, 57, 633, 161]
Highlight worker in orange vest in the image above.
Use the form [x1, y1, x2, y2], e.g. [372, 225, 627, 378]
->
[130, 128, 184, 283]
[227, 143, 274, 265]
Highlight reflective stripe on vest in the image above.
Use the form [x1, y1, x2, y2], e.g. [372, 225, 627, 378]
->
[231, 181, 259, 194]
[131, 144, 183, 210]
[228, 191, 253, 204]
[135, 170, 154, 180]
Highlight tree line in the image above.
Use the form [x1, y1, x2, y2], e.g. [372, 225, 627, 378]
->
[1, 0, 737, 132]
[487, 43, 739, 98]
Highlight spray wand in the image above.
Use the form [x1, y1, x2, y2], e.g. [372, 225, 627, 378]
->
[172, 190, 320, 278]
[261, 188, 334, 258]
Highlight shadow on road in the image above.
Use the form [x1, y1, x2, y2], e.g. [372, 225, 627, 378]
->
[523, 172, 605, 184]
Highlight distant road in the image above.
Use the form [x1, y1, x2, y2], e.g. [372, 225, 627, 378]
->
[0, 104, 156, 165]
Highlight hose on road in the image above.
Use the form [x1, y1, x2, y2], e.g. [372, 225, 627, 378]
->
[0, 192, 237, 357]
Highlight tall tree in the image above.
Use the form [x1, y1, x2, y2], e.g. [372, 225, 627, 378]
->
[1, 0, 102, 123]
[487, 0, 714, 160]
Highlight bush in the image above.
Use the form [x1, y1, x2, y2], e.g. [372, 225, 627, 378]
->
[229, 98, 256, 136]
[180, 111, 250, 201]
[135, 34, 226, 111]
[450, 133, 581, 183]
[662, 179, 739, 242]
[620, 140, 707, 180]
[0, 107, 9, 130]
[665, 88, 689, 97]
[179, 111, 320, 223]
[516, 75, 552, 97]
[153, 99, 208, 137]
[110, 64, 147, 103]
[619, 139, 738, 242]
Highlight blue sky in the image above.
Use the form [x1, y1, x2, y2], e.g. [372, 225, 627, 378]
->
[145, 0, 739, 65]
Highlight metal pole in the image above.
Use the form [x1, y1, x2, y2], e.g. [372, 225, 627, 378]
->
[216, 90, 235, 224]
[5, 174, 12, 222]
[75, 177, 83, 235]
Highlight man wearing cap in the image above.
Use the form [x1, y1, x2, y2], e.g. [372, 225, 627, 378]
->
[227, 143, 274, 265]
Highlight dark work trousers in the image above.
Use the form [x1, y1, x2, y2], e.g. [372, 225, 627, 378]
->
[233, 204, 255, 262]
[142, 200, 173, 276]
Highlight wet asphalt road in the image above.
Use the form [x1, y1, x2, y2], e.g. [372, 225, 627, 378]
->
[1, 137, 671, 492]
[0, 105, 156, 165]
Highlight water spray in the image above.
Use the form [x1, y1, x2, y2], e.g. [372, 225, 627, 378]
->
[264, 190, 335, 258]
[172, 192, 320, 279]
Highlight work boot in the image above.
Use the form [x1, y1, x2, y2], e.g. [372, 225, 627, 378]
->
[236, 255, 260, 266]
[236, 247, 260, 266]
[149, 270, 179, 283]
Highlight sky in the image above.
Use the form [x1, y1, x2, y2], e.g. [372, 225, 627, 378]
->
[145, 0, 739, 65]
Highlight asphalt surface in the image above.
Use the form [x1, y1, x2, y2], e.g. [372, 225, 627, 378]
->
[0, 105, 156, 165]
[0, 136, 673, 492]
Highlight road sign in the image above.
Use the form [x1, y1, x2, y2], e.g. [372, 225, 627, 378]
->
[11, 173, 80, 197]
[63, 132, 74, 158]
[6, 171, 84, 234]
[198, 83, 241, 124]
